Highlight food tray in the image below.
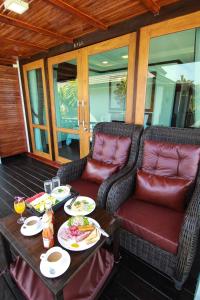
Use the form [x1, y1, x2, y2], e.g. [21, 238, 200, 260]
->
[26, 189, 79, 217]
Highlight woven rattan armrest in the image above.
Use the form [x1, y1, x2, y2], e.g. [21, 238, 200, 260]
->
[57, 157, 87, 184]
[175, 175, 200, 287]
[106, 167, 137, 213]
[97, 166, 133, 208]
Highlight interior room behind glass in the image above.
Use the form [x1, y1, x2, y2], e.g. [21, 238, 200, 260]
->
[145, 28, 200, 128]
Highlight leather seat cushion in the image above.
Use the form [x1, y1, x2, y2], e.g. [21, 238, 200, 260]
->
[142, 140, 200, 180]
[10, 248, 114, 300]
[70, 178, 100, 201]
[134, 169, 192, 212]
[81, 158, 119, 184]
[117, 197, 184, 254]
[93, 132, 131, 168]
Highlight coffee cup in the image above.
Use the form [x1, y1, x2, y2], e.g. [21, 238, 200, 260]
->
[40, 247, 65, 274]
[23, 216, 41, 231]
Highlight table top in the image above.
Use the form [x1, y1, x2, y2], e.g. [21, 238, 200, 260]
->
[0, 206, 119, 295]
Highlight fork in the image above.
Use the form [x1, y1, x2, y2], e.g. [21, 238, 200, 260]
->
[92, 223, 109, 238]
[66, 196, 78, 209]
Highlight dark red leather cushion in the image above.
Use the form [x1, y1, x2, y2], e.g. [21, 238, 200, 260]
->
[10, 248, 114, 300]
[70, 178, 100, 200]
[134, 169, 192, 212]
[117, 197, 184, 254]
[93, 132, 131, 168]
[142, 140, 200, 180]
[81, 158, 119, 184]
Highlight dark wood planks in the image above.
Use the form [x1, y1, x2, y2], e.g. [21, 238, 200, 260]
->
[100, 249, 196, 300]
[0, 155, 57, 218]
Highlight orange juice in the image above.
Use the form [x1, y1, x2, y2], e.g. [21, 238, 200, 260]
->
[14, 201, 25, 214]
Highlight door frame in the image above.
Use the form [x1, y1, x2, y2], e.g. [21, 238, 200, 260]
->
[86, 32, 136, 125]
[48, 33, 136, 163]
[48, 50, 83, 163]
[135, 10, 200, 124]
[23, 59, 52, 160]
[79, 33, 137, 157]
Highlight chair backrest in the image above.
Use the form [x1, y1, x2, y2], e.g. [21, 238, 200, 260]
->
[137, 126, 200, 180]
[91, 122, 143, 168]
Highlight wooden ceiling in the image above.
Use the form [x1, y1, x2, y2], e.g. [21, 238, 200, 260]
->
[0, 0, 182, 65]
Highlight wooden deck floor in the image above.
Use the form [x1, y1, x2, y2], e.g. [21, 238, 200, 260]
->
[0, 155, 198, 300]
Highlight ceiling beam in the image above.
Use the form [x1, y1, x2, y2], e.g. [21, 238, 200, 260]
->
[0, 13, 73, 43]
[45, 0, 107, 30]
[0, 36, 48, 51]
[140, 0, 160, 15]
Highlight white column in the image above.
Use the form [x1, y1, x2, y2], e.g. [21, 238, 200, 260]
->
[16, 59, 30, 152]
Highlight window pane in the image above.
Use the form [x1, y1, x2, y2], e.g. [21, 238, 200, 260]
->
[27, 69, 46, 125]
[33, 128, 49, 153]
[53, 60, 78, 130]
[89, 47, 128, 130]
[57, 132, 80, 160]
[144, 28, 200, 128]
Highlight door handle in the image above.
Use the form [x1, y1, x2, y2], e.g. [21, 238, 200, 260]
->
[83, 120, 88, 131]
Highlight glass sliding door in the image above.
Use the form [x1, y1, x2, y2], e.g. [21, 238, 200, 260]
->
[23, 60, 52, 159]
[48, 51, 82, 163]
[87, 34, 136, 128]
[144, 28, 200, 128]
[88, 46, 129, 129]
[48, 34, 136, 163]
[136, 11, 200, 126]
[82, 33, 136, 154]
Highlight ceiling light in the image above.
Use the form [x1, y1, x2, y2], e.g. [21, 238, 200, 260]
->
[4, 0, 29, 14]
[122, 55, 128, 59]
[102, 61, 108, 64]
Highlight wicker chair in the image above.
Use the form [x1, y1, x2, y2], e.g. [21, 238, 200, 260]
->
[57, 122, 143, 208]
[106, 126, 200, 289]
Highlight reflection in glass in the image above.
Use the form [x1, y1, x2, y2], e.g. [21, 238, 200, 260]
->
[57, 132, 80, 161]
[53, 60, 78, 129]
[33, 128, 49, 153]
[145, 28, 200, 128]
[89, 47, 128, 130]
[27, 69, 46, 125]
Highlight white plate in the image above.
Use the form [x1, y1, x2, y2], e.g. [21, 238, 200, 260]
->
[51, 185, 71, 201]
[57, 217, 101, 251]
[40, 249, 71, 278]
[64, 196, 96, 216]
[20, 218, 43, 236]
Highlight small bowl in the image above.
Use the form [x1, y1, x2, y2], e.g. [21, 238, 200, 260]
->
[51, 185, 70, 201]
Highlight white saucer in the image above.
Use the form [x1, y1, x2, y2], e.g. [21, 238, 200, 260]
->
[40, 250, 71, 278]
[20, 221, 43, 236]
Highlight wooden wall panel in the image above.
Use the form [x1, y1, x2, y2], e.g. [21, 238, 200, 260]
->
[0, 65, 27, 157]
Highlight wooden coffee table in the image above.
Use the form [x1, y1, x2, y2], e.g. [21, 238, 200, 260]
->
[0, 207, 120, 300]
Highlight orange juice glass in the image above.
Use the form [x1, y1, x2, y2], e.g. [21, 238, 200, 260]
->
[14, 196, 26, 224]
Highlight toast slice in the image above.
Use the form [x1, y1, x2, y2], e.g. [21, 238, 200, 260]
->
[85, 228, 100, 244]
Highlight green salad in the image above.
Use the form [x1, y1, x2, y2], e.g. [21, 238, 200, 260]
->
[67, 216, 89, 227]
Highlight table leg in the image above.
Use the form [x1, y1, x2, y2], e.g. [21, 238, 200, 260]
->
[113, 228, 120, 263]
[0, 233, 13, 269]
[54, 290, 64, 300]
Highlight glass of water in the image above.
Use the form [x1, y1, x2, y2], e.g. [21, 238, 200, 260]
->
[52, 176, 60, 190]
[44, 180, 52, 195]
